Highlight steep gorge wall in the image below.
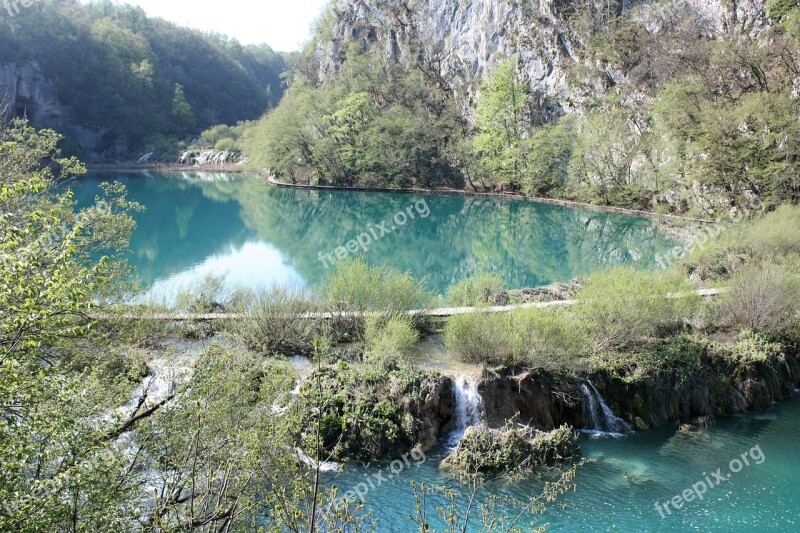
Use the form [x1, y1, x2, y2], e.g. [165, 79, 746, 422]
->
[311, 0, 770, 121]
[0, 61, 124, 161]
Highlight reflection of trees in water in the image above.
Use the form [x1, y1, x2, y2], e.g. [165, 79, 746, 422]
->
[73, 175, 678, 292]
[223, 182, 677, 292]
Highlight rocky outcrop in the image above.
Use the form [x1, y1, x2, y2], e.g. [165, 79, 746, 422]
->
[441, 423, 578, 474]
[397, 373, 456, 451]
[0, 61, 127, 160]
[0, 62, 66, 129]
[307, 364, 455, 460]
[479, 369, 583, 429]
[312, 0, 770, 122]
[476, 338, 800, 433]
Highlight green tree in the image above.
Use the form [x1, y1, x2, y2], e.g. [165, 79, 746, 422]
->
[171, 83, 196, 133]
[474, 60, 529, 189]
[0, 120, 143, 529]
[523, 117, 576, 197]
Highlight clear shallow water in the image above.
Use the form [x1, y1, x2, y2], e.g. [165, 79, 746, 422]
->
[72, 171, 678, 297]
[330, 397, 800, 532]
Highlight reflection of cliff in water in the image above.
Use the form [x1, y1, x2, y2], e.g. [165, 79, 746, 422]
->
[72, 173, 678, 294]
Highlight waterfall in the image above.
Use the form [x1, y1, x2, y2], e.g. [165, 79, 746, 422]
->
[447, 375, 484, 447]
[295, 448, 343, 473]
[581, 380, 632, 437]
[782, 360, 797, 394]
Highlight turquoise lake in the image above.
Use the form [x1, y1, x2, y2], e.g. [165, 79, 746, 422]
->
[70, 171, 799, 531]
[72, 171, 678, 297]
[332, 396, 800, 532]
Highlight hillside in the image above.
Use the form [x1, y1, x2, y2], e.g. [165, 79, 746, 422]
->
[0, 0, 290, 160]
[246, 0, 800, 217]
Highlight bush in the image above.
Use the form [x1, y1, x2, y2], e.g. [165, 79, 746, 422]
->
[721, 332, 785, 365]
[716, 262, 800, 334]
[589, 335, 706, 385]
[364, 315, 420, 367]
[684, 205, 800, 282]
[510, 307, 589, 368]
[175, 274, 242, 314]
[446, 274, 506, 307]
[441, 424, 578, 475]
[324, 259, 432, 314]
[575, 267, 698, 351]
[236, 286, 320, 356]
[297, 361, 434, 460]
[444, 312, 513, 365]
[444, 307, 587, 368]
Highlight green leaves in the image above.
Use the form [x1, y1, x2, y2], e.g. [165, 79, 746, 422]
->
[474, 60, 529, 189]
[0, 121, 142, 530]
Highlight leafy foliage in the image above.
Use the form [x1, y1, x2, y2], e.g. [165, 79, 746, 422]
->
[242, 40, 465, 187]
[297, 360, 433, 460]
[442, 424, 578, 475]
[446, 273, 506, 307]
[0, 120, 142, 529]
[324, 259, 432, 315]
[364, 314, 421, 367]
[444, 307, 588, 368]
[575, 267, 698, 351]
[0, 0, 290, 153]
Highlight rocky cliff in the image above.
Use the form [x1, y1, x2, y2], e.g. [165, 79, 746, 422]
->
[311, 0, 771, 120]
[0, 61, 126, 161]
[0, 62, 66, 128]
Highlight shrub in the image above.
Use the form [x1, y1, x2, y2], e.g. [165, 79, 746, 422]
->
[444, 307, 588, 368]
[446, 274, 506, 307]
[510, 307, 589, 368]
[575, 266, 697, 351]
[441, 424, 578, 475]
[324, 259, 432, 314]
[236, 286, 320, 356]
[175, 274, 242, 313]
[589, 335, 706, 385]
[364, 315, 420, 367]
[684, 205, 800, 282]
[722, 332, 785, 365]
[296, 361, 435, 460]
[716, 262, 800, 334]
[444, 311, 513, 365]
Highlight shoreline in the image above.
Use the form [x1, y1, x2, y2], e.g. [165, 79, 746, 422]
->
[87, 162, 247, 173]
[264, 175, 717, 227]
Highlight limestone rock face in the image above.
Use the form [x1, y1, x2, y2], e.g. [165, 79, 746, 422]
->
[0, 61, 126, 161]
[0, 61, 66, 129]
[312, 0, 769, 121]
[394, 373, 456, 452]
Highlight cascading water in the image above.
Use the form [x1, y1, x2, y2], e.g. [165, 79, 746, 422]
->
[581, 380, 633, 437]
[447, 375, 485, 447]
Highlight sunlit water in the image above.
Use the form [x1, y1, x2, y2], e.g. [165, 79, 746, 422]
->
[71, 171, 678, 298]
[330, 397, 800, 532]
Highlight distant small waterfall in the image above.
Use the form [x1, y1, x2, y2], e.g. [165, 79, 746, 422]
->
[447, 375, 484, 447]
[581, 380, 633, 436]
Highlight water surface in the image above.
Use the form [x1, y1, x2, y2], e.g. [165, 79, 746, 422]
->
[331, 397, 800, 532]
[72, 171, 677, 297]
